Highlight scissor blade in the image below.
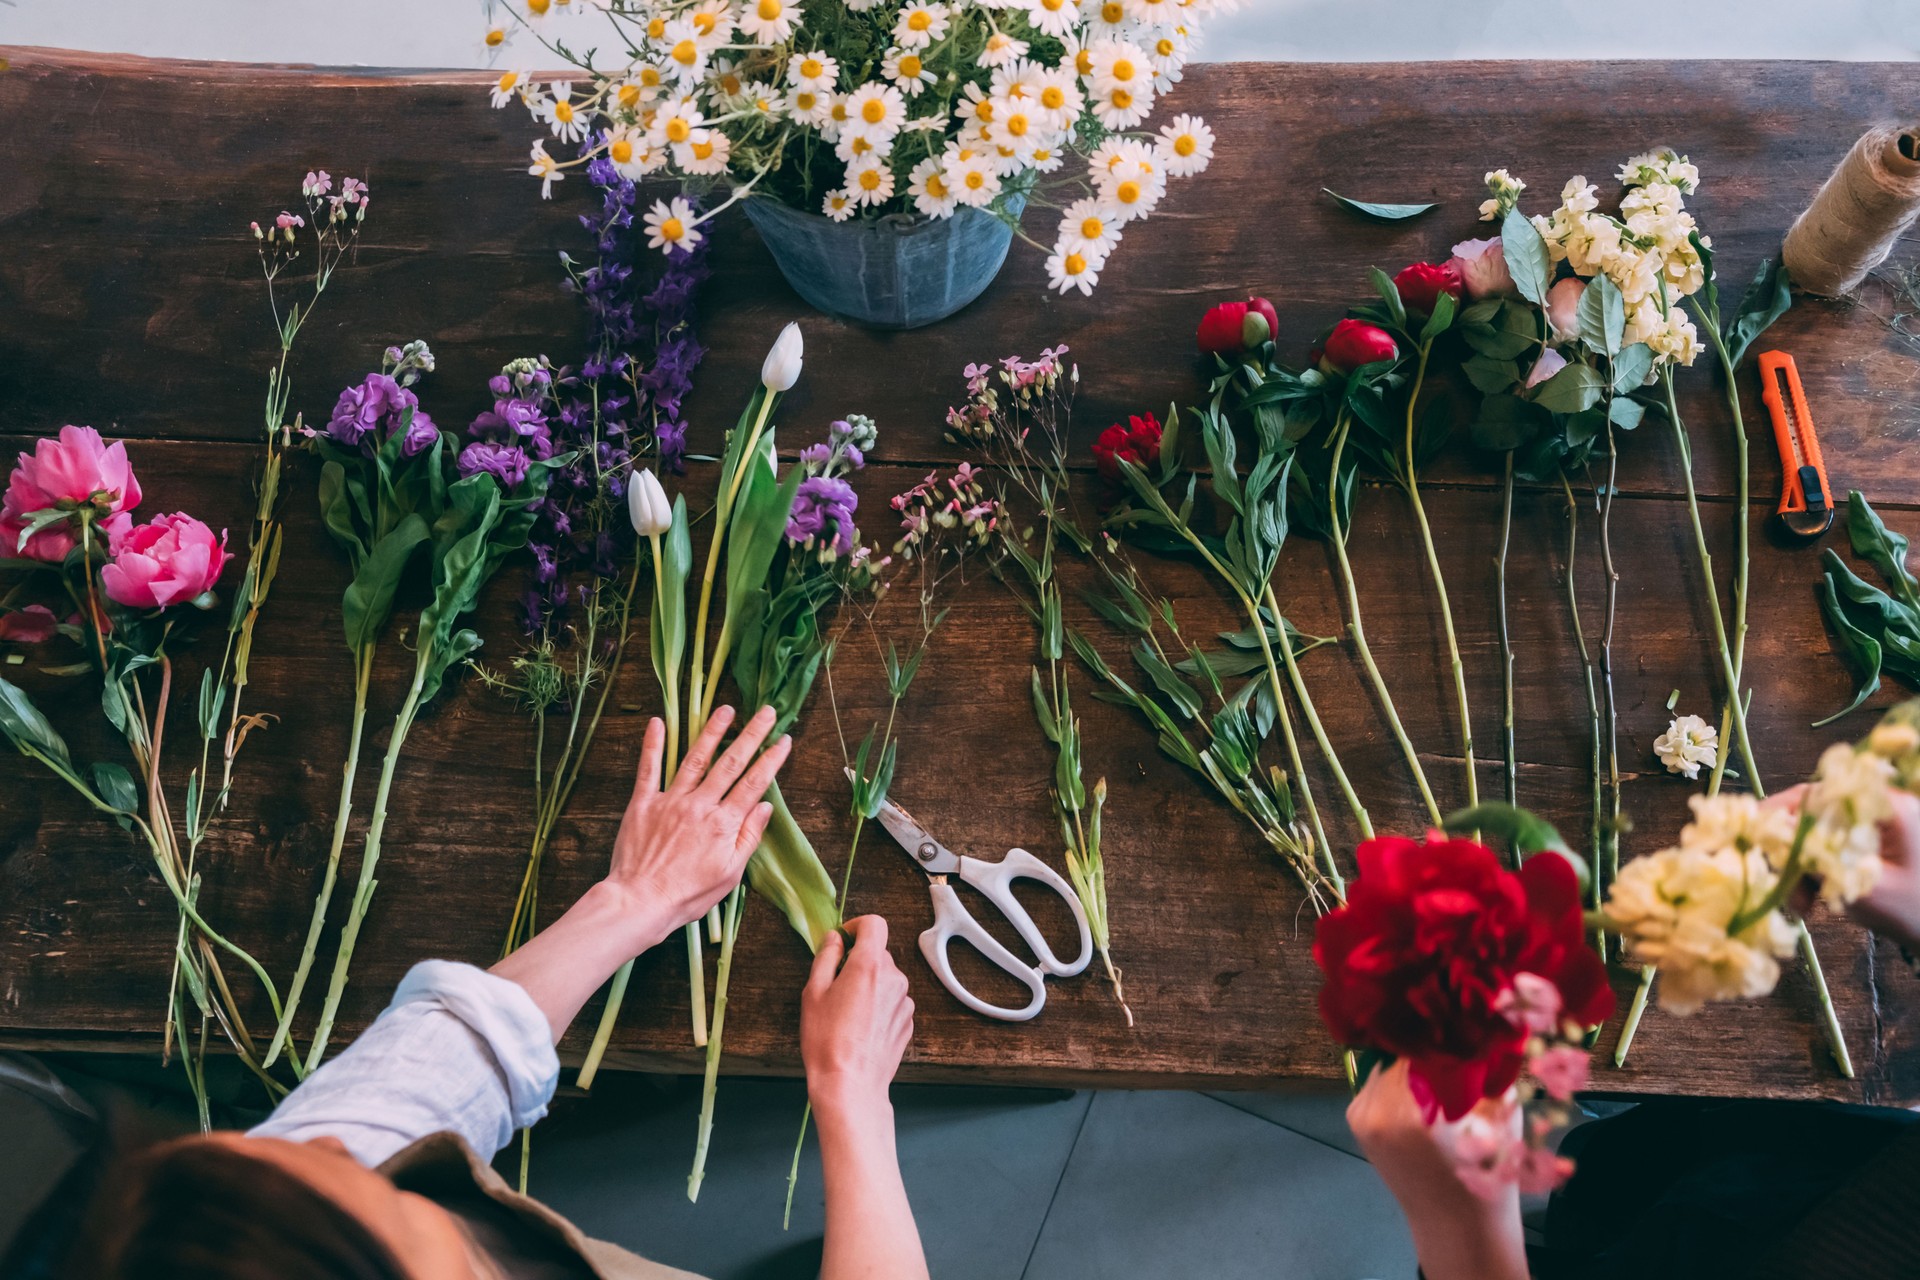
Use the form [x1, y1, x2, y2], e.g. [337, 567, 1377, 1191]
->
[876, 798, 960, 874]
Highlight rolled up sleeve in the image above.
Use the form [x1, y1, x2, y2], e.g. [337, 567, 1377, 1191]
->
[249, 960, 559, 1167]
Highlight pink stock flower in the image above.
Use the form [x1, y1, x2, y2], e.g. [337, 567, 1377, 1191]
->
[0, 426, 143, 562]
[101, 513, 231, 610]
[1528, 1044, 1591, 1102]
[1450, 237, 1516, 299]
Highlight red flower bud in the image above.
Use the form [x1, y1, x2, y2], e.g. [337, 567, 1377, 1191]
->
[1092, 412, 1164, 481]
[1320, 319, 1398, 373]
[1391, 261, 1463, 315]
[1196, 296, 1280, 354]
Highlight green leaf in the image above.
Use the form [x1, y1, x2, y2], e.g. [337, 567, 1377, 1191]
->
[1500, 207, 1552, 306]
[1470, 394, 1550, 452]
[861, 739, 898, 820]
[342, 513, 430, 655]
[91, 761, 140, 816]
[747, 781, 841, 950]
[1324, 189, 1437, 221]
[1722, 256, 1793, 368]
[1133, 643, 1203, 720]
[1816, 573, 1884, 726]
[1441, 802, 1589, 892]
[1577, 274, 1625, 356]
[1419, 289, 1458, 343]
[724, 459, 805, 630]
[0, 675, 73, 768]
[1462, 354, 1519, 395]
[1610, 343, 1655, 395]
[1460, 300, 1541, 361]
[1607, 397, 1646, 431]
[1031, 667, 1060, 742]
[197, 667, 226, 743]
[1530, 362, 1606, 415]
[1368, 267, 1408, 333]
[1845, 491, 1920, 609]
[1198, 408, 1243, 516]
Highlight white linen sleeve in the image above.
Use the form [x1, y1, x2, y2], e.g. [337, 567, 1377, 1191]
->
[248, 960, 560, 1168]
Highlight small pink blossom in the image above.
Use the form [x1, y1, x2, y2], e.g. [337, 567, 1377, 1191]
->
[275, 211, 305, 231]
[1512, 1144, 1575, 1196]
[1528, 1044, 1590, 1102]
[1497, 971, 1564, 1035]
[101, 513, 231, 610]
[303, 169, 333, 198]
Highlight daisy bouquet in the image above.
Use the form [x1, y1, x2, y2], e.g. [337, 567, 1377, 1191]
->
[480, 0, 1224, 295]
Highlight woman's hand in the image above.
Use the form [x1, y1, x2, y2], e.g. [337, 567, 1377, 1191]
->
[1347, 1060, 1528, 1280]
[801, 915, 914, 1121]
[603, 705, 789, 948]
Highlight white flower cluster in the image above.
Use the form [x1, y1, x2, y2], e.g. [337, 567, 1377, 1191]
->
[483, 0, 1227, 293]
[1653, 712, 1718, 780]
[1521, 149, 1709, 367]
[1607, 715, 1907, 1014]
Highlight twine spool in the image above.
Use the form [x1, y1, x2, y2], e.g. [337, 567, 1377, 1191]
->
[1783, 124, 1920, 296]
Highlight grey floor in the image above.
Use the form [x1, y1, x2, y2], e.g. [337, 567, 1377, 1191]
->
[0, 1051, 1417, 1279]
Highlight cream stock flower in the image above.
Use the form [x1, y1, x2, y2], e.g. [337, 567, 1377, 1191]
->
[1605, 844, 1798, 1014]
[1798, 742, 1893, 907]
[1654, 713, 1718, 780]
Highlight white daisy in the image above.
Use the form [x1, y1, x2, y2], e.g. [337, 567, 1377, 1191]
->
[659, 19, 711, 85]
[528, 140, 564, 199]
[788, 50, 839, 89]
[1089, 38, 1151, 96]
[819, 93, 852, 141]
[1143, 24, 1192, 84]
[738, 0, 802, 43]
[1057, 198, 1122, 259]
[610, 69, 666, 115]
[823, 188, 857, 221]
[908, 155, 959, 216]
[707, 57, 747, 99]
[1093, 82, 1152, 129]
[991, 58, 1047, 102]
[1046, 246, 1104, 295]
[1091, 148, 1163, 220]
[893, 1, 950, 49]
[605, 124, 658, 179]
[1024, 0, 1080, 39]
[785, 84, 834, 125]
[846, 154, 897, 206]
[986, 95, 1044, 158]
[490, 69, 529, 109]
[649, 100, 706, 151]
[842, 82, 907, 143]
[1028, 144, 1065, 173]
[543, 81, 589, 143]
[689, 0, 736, 47]
[1155, 113, 1213, 177]
[1127, 0, 1180, 25]
[1085, 0, 1130, 33]
[644, 197, 703, 252]
[739, 81, 786, 119]
[1032, 67, 1084, 126]
[834, 129, 890, 166]
[980, 30, 1030, 67]
[883, 47, 935, 96]
[955, 81, 997, 130]
[676, 127, 732, 174]
[943, 147, 1002, 207]
[482, 25, 510, 56]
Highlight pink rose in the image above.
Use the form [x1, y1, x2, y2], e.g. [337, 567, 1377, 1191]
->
[101, 513, 231, 610]
[1524, 348, 1567, 389]
[1450, 237, 1515, 299]
[0, 426, 143, 562]
[1545, 278, 1586, 342]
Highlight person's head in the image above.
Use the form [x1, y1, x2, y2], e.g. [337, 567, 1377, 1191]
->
[71, 1134, 476, 1280]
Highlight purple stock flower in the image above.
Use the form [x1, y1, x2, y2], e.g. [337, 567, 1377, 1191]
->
[787, 475, 860, 556]
[327, 372, 437, 456]
[457, 440, 532, 487]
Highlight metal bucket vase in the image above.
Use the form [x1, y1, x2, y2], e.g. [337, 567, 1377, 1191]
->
[741, 195, 1022, 330]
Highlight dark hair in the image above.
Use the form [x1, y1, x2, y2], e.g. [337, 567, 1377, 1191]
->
[66, 1138, 411, 1280]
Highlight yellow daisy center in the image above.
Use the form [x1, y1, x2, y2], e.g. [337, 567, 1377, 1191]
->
[647, 15, 665, 36]
[1111, 58, 1136, 82]
[660, 217, 685, 242]
[528, 0, 550, 12]
[862, 98, 887, 123]
[926, 173, 949, 197]
[899, 54, 923, 78]
[1041, 85, 1065, 109]
[694, 12, 717, 32]
[1080, 215, 1103, 238]
[831, 101, 849, 122]
[859, 168, 883, 190]
[757, 0, 782, 19]
[964, 170, 986, 190]
[719, 72, 741, 94]
[672, 39, 698, 65]
[497, 72, 518, 92]
[640, 67, 663, 86]
[800, 57, 825, 78]
[976, 99, 995, 120]
[1065, 252, 1088, 275]
[618, 83, 641, 107]
[850, 136, 873, 155]
[1006, 113, 1029, 136]
[666, 117, 692, 142]
[1042, 0, 1064, 9]
[1110, 88, 1133, 109]
[1100, 1, 1122, 20]
[795, 91, 817, 111]
[1174, 134, 1196, 156]
[1157, 38, 1175, 55]
[555, 99, 576, 122]
[485, 28, 506, 46]
[908, 10, 931, 29]
[611, 138, 634, 163]
[1075, 49, 1093, 75]
[1116, 179, 1141, 204]
[692, 138, 715, 159]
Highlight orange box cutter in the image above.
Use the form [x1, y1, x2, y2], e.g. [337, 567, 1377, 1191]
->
[1758, 351, 1834, 540]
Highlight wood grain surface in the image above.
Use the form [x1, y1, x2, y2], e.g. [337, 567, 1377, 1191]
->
[5, 49, 1920, 1102]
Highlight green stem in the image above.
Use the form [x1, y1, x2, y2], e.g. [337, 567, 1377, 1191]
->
[1401, 341, 1478, 809]
[1267, 585, 1369, 858]
[1497, 452, 1519, 814]
[689, 391, 775, 726]
[265, 642, 374, 1071]
[1559, 477, 1607, 964]
[1242, 587, 1333, 885]
[1701, 321, 1752, 796]
[577, 958, 635, 1091]
[783, 1101, 812, 1230]
[1327, 420, 1440, 825]
[1799, 920, 1853, 1078]
[688, 884, 746, 1202]
[1613, 964, 1655, 1068]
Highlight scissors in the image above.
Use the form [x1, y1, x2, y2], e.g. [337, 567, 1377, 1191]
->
[874, 790, 1093, 1021]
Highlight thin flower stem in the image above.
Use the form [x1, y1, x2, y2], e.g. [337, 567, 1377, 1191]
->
[688, 883, 746, 1201]
[1558, 476, 1607, 965]
[578, 957, 636, 1092]
[1701, 321, 1752, 796]
[1598, 421, 1624, 890]
[689, 391, 775, 727]
[1327, 419, 1440, 825]
[1238, 577, 1331, 876]
[1400, 341, 1478, 810]
[1497, 451, 1519, 815]
[1267, 583, 1369, 855]
[1798, 920, 1854, 1078]
[265, 642, 374, 1071]
[1613, 964, 1656, 1067]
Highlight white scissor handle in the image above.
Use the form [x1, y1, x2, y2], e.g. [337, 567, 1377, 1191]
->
[919, 882, 1048, 1021]
[957, 848, 1093, 978]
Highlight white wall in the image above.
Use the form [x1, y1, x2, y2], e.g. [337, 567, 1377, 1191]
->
[6, 0, 1918, 66]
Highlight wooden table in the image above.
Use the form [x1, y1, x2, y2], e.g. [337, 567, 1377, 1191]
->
[5, 49, 1920, 1104]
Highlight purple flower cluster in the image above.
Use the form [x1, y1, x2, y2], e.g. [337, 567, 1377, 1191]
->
[786, 417, 874, 559]
[326, 372, 437, 456]
[457, 366, 555, 490]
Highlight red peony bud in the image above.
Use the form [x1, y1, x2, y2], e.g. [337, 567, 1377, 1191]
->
[1092, 412, 1164, 481]
[1320, 319, 1398, 373]
[1197, 296, 1281, 354]
[1245, 296, 1279, 347]
[1391, 261, 1464, 315]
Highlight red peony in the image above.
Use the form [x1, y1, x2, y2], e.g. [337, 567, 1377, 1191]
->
[1392, 261, 1463, 315]
[1196, 296, 1281, 354]
[1313, 834, 1613, 1122]
[1320, 319, 1398, 372]
[1092, 413, 1164, 481]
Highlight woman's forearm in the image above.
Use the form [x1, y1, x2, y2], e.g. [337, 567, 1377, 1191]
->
[490, 880, 672, 1044]
[814, 1098, 928, 1280]
[1402, 1189, 1528, 1280]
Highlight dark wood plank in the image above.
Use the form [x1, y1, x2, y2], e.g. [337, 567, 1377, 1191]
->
[4, 50, 1920, 1101]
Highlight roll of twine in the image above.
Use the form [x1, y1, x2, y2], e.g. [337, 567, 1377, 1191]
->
[1783, 124, 1920, 296]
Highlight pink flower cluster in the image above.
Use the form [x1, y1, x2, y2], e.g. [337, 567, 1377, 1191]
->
[1, 426, 229, 614]
[890, 462, 1001, 561]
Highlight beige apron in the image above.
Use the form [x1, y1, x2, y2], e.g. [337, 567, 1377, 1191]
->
[377, 1133, 706, 1280]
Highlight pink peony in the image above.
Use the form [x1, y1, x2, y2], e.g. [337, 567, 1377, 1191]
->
[1546, 278, 1586, 342]
[0, 604, 61, 645]
[1450, 237, 1516, 299]
[101, 513, 231, 610]
[0, 426, 143, 562]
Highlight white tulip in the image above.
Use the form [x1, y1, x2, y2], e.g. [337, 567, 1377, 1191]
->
[627, 467, 672, 536]
[761, 321, 804, 392]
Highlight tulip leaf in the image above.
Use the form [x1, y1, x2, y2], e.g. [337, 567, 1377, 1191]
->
[1845, 491, 1920, 610]
[1815, 573, 1885, 726]
[1323, 189, 1438, 221]
[1500, 207, 1552, 307]
[747, 781, 841, 951]
[1722, 256, 1793, 368]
